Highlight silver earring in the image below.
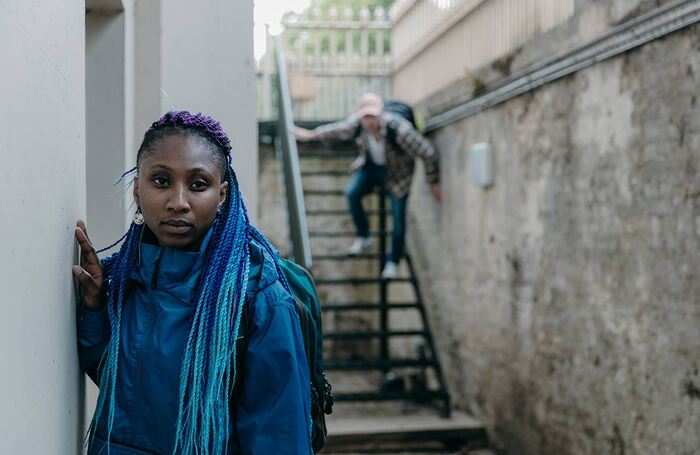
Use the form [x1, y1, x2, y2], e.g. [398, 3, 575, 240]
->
[134, 210, 145, 225]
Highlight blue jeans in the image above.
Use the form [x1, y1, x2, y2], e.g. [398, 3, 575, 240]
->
[344, 162, 408, 264]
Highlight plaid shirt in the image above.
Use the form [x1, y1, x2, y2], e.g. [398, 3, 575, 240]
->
[313, 112, 440, 198]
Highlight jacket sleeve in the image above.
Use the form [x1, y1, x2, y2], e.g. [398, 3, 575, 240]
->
[235, 283, 312, 455]
[77, 305, 110, 384]
[394, 119, 440, 184]
[313, 114, 361, 142]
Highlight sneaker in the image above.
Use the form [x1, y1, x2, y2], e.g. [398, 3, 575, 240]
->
[381, 261, 398, 279]
[347, 236, 373, 255]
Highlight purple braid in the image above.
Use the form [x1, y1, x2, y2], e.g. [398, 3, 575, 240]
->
[146, 111, 232, 153]
[138, 111, 233, 177]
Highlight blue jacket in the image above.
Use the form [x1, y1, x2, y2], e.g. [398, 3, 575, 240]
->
[77, 228, 312, 454]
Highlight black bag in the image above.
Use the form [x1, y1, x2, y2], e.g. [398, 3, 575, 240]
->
[384, 99, 416, 128]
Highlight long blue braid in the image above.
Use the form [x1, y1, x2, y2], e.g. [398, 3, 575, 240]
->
[89, 112, 291, 455]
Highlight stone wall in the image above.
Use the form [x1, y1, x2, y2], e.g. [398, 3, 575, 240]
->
[407, 18, 700, 455]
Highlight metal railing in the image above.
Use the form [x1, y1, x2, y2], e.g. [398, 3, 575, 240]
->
[273, 34, 313, 270]
[258, 6, 392, 121]
[423, 0, 700, 132]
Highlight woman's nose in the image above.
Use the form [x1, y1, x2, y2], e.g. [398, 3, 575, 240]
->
[166, 185, 190, 212]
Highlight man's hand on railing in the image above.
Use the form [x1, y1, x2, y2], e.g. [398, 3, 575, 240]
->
[292, 126, 317, 142]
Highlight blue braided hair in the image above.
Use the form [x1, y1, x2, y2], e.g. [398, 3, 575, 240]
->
[89, 111, 290, 454]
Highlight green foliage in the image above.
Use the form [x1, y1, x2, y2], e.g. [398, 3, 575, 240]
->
[284, 0, 395, 55]
[311, 0, 395, 16]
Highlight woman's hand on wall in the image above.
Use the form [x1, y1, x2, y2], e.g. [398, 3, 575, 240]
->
[72, 219, 106, 311]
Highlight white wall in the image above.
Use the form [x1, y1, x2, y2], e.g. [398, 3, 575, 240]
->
[86, 0, 161, 241]
[128, 0, 161, 167]
[160, 0, 258, 220]
[86, 10, 127, 249]
[0, 0, 85, 453]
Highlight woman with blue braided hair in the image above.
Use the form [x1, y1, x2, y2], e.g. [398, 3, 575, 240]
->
[73, 111, 312, 454]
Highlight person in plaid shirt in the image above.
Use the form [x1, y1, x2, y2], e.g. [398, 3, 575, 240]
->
[294, 93, 441, 279]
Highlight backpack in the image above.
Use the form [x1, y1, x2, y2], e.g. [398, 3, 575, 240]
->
[384, 99, 416, 129]
[354, 99, 417, 150]
[233, 256, 333, 453]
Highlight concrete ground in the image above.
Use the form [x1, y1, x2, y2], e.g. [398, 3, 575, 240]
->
[322, 372, 497, 455]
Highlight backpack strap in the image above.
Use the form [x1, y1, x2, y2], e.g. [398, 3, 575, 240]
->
[385, 118, 400, 151]
[229, 241, 266, 409]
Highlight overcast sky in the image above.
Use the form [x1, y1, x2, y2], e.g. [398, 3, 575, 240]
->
[254, 0, 311, 60]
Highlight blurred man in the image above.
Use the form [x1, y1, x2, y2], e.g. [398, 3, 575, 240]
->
[294, 92, 440, 279]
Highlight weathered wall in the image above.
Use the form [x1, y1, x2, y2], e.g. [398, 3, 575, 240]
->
[410, 0, 681, 119]
[407, 19, 700, 455]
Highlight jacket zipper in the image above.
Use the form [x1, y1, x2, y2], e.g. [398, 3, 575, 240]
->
[150, 248, 164, 289]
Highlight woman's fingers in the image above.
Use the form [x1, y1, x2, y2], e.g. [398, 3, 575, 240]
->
[77, 219, 90, 241]
[73, 220, 106, 310]
[76, 228, 98, 262]
[72, 265, 105, 310]
[75, 219, 104, 285]
[72, 265, 97, 288]
[72, 265, 99, 295]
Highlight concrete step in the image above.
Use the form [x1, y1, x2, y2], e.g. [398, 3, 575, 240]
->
[324, 411, 487, 453]
[309, 230, 387, 238]
[307, 208, 385, 217]
[325, 358, 435, 370]
[316, 277, 414, 286]
[299, 150, 356, 159]
[321, 302, 419, 311]
[324, 329, 427, 340]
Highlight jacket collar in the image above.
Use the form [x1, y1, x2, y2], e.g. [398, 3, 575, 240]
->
[130, 225, 278, 299]
[131, 225, 214, 290]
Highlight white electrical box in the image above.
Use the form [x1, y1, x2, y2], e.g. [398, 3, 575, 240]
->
[471, 142, 494, 187]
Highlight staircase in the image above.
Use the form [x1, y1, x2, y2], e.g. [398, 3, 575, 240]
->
[294, 144, 492, 453]
[299, 144, 451, 414]
[262, 34, 488, 452]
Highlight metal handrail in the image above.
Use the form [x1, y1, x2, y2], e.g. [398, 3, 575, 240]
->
[273, 35, 313, 270]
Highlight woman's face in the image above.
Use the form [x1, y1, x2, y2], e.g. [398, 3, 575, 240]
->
[134, 134, 227, 249]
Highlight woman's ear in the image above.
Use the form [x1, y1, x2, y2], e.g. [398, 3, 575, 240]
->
[219, 181, 228, 210]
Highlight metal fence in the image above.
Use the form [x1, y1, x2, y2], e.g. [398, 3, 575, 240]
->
[258, 5, 393, 121]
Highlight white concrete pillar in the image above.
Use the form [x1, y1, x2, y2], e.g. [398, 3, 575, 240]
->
[0, 1, 86, 453]
[86, 10, 127, 251]
[160, 0, 257, 220]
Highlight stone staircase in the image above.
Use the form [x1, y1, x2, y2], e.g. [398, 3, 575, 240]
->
[294, 143, 490, 453]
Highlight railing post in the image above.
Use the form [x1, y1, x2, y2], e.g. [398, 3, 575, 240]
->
[378, 189, 389, 369]
[274, 34, 313, 270]
[359, 6, 370, 60]
[261, 25, 273, 119]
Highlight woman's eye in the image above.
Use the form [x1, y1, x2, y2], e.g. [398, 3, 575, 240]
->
[191, 180, 208, 191]
[152, 176, 169, 186]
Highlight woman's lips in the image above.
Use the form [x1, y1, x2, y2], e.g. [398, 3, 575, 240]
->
[161, 221, 194, 235]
